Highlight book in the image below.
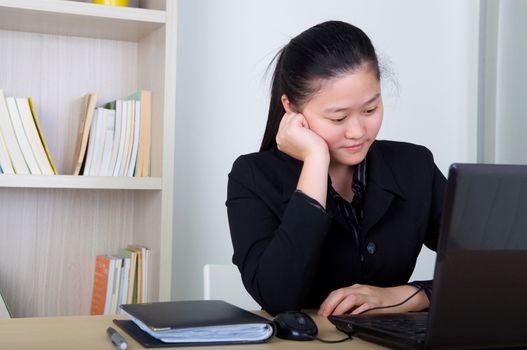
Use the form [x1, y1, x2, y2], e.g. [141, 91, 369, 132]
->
[90, 108, 111, 175]
[27, 98, 57, 174]
[0, 287, 11, 319]
[115, 101, 131, 176]
[127, 244, 148, 303]
[5, 97, 40, 174]
[98, 108, 117, 176]
[121, 101, 134, 176]
[115, 300, 275, 346]
[110, 257, 122, 314]
[128, 90, 151, 177]
[117, 255, 131, 315]
[0, 90, 29, 174]
[127, 100, 140, 176]
[90, 255, 112, 315]
[82, 107, 100, 175]
[72, 93, 97, 175]
[120, 248, 137, 304]
[103, 256, 117, 315]
[0, 127, 14, 174]
[108, 100, 123, 176]
[15, 98, 54, 175]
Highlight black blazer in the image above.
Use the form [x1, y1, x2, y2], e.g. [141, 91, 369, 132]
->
[226, 140, 446, 315]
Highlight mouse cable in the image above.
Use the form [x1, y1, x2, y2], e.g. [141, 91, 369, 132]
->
[357, 286, 424, 315]
[314, 333, 352, 343]
[303, 334, 352, 343]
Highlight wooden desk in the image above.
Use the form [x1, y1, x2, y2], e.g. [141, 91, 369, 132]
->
[0, 311, 386, 350]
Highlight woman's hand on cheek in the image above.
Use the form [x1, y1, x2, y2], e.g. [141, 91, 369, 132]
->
[318, 284, 429, 317]
[276, 112, 328, 162]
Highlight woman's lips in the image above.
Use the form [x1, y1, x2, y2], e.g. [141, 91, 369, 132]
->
[343, 143, 364, 152]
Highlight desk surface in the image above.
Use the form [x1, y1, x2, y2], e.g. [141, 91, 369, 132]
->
[0, 311, 385, 350]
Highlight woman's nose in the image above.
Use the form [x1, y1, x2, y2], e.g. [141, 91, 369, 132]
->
[344, 117, 365, 139]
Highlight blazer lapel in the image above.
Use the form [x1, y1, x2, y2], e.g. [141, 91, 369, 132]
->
[275, 145, 404, 233]
[362, 143, 405, 235]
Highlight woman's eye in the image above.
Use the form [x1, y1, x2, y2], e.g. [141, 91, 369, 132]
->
[332, 116, 346, 122]
[364, 107, 378, 114]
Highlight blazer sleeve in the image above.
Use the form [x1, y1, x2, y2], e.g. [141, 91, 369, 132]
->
[409, 149, 447, 303]
[226, 155, 332, 315]
[424, 152, 447, 251]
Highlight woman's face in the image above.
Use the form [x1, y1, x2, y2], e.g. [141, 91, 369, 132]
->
[300, 66, 383, 168]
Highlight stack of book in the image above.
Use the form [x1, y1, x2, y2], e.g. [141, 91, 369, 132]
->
[72, 90, 152, 177]
[0, 89, 56, 175]
[90, 245, 150, 315]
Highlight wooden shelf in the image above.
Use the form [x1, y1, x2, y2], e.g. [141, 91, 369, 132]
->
[0, 0, 176, 318]
[0, 0, 165, 41]
[0, 174, 162, 189]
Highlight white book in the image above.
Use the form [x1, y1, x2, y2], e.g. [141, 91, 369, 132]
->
[5, 97, 41, 174]
[103, 256, 116, 315]
[0, 91, 29, 174]
[126, 250, 137, 304]
[0, 288, 11, 319]
[90, 108, 109, 176]
[0, 128, 14, 174]
[99, 109, 116, 176]
[113, 100, 128, 176]
[82, 107, 100, 175]
[117, 101, 132, 176]
[15, 98, 54, 175]
[127, 100, 141, 176]
[117, 257, 130, 315]
[110, 257, 122, 315]
[142, 247, 149, 303]
[121, 101, 134, 176]
[108, 100, 123, 177]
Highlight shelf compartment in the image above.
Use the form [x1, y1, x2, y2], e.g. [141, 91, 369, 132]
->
[0, 0, 166, 41]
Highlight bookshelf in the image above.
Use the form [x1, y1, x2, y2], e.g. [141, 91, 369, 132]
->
[0, 0, 176, 317]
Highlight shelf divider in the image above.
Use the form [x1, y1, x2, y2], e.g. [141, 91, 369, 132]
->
[0, 174, 162, 190]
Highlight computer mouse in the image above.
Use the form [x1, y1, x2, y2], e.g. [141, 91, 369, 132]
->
[272, 311, 318, 341]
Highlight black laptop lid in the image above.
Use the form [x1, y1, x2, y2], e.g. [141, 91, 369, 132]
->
[427, 164, 527, 349]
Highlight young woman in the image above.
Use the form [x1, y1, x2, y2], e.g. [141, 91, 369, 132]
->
[226, 21, 446, 317]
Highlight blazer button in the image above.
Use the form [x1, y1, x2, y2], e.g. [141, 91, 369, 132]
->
[366, 242, 376, 255]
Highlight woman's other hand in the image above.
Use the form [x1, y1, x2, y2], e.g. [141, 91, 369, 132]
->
[276, 112, 329, 162]
[318, 284, 429, 316]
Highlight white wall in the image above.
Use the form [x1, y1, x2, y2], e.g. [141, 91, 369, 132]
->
[172, 0, 480, 300]
[495, 0, 527, 164]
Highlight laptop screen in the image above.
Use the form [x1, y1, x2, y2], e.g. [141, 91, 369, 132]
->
[427, 163, 527, 349]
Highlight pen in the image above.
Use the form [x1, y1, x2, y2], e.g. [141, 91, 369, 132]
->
[107, 326, 128, 350]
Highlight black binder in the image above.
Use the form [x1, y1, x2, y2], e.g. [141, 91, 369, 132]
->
[114, 300, 275, 348]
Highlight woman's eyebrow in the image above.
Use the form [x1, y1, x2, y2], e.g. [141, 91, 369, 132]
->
[323, 93, 381, 113]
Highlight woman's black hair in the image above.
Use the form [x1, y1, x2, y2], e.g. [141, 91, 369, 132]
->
[260, 20, 380, 151]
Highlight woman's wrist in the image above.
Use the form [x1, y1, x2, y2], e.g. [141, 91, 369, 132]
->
[303, 149, 330, 167]
[296, 151, 329, 208]
[390, 285, 430, 312]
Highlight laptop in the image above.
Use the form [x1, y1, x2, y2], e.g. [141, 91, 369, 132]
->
[329, 163, 527, 349]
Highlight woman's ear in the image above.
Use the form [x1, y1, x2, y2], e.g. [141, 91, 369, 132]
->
[281, 94, 295, 113]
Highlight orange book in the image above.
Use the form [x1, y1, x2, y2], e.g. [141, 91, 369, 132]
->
[90, 255, 111, 315]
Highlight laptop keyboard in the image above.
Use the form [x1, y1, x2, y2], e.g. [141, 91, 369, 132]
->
[330, 312, 428, 341]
